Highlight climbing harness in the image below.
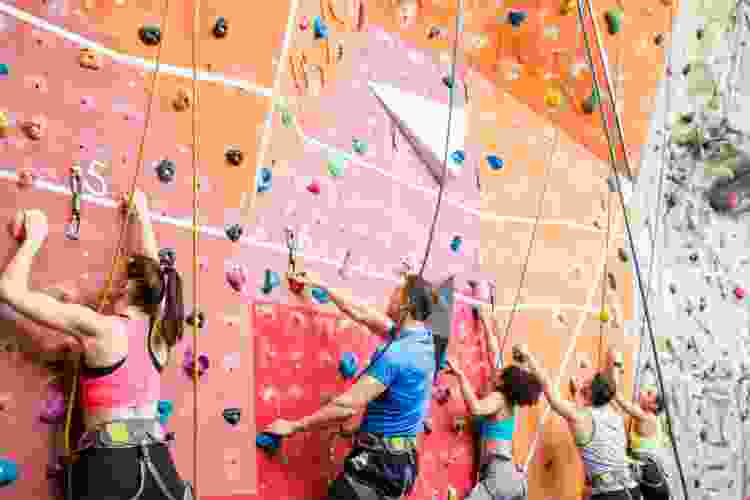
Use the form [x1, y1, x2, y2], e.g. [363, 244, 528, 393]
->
[417, 0, 463, 277]
[61, 0, 174, 496]
[573, 0, 690, 497]
[74, 418, 194, 500]
[65, 163, 83, 241]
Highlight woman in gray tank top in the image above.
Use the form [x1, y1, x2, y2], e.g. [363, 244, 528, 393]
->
[518, 346, 642, 500]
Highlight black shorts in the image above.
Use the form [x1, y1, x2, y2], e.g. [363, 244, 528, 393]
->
[72, 443, 187, 500]
[327, 445, 419, 500]
[592, 487, 642, 500]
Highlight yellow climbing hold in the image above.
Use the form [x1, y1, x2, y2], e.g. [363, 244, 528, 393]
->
[544, 89, 562, 107]
[0, 111, 9, 138]
[560, 0, 576, 15]
[598, 309, 610, 322]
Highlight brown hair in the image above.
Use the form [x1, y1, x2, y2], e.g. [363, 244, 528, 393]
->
[399, 273, 439, 321]
[127, 254, 184, 348]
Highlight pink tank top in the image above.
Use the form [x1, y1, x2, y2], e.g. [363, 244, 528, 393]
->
[79, 316, 162, 411]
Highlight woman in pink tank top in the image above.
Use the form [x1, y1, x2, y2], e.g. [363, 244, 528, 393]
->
[0, 190, 192, 500]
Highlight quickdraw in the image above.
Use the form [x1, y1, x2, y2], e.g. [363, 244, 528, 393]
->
[285, 227, 306, 293]
[65, 163, 83, 240]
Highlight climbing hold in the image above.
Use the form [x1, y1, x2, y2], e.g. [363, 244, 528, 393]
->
[280, 108, 294, 128]
[213, 17, 228, 38]
[544, 89, 562, 107]
[223, 408, 241, 425]
[257, 167, 273, 193]
[306, 179, 321, 195]
[21, 116, 46, 141]
[696, 28, 704, 40]
[311, 287, 330, 304]
[605, 9, 623, 35]
[682, 64, 691, 76]
[597, 309, 610, 322]
[327, 155, 347, 177]
[313, 16, 328, 39]
[139, 25, 162, 46]
[225, 148, 244, 166]
[735, 287, 746, 300]
[442, 76, 454, 88]
[336, 41, 344, 62]
[0, 63, 8, 77]
[157, 400, 173, 425]
[9, 211, 25, 241]
[159, 247, 176, 268]
[450, 235, 462, 253]
[428, 25, 446, 40]
[728, 192, 738, 209]
[155, 159, 176, 183]
[17, 168, 35, 189]
[583, 88, 600, 114]
[172, 87, 192, 112]
[0, 457, 18, 488]
[654, 33, 665, 46]
[183, 349, 209, 378]
[299, 16, 310, 30]
[352, 138, 368, 155]
[186, 311, 206, 329]
[339, 352, 358, 379]
[39, 388, 65, 424]
[226, 264, 248, 293]
[0, 111, 9, 138]
[452, 415, 467, 433]
[256, 432, 282, 453]
[451, 150, 465, 165]
[433, 385, 451, 404]
[78, 48, 102, 70]
[508, 10, 527, 27]
[486, 155, 504, 171]
[447, 486, 458, 500]
[607, 272, 617, 291]
[560, 0, 576, 14]
[261, 269, 280, 294]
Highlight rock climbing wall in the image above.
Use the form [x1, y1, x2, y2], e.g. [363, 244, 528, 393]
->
[0, 0, 668, 498]
[627, 0, 750, 497]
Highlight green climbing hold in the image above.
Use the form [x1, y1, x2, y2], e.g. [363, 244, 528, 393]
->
[582, 88, 600, 114]
[352, 138, 368, 155]
[280, 109, 294, 128]
[327, 155, 347, 177]
[605, 9, 623, 35]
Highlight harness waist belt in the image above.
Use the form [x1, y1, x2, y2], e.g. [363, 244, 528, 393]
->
[354, 433, 417, 453]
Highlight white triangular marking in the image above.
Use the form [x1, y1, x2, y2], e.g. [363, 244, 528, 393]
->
[369, 81, 465, 185]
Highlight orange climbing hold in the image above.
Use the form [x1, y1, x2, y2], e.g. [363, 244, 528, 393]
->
[78, 48, 102, 70]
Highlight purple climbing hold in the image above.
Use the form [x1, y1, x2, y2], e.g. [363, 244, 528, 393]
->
[40, 388, 65, 424]
[183, 348, 209, 378]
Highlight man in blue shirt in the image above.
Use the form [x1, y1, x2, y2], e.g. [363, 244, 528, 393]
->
[266, 272, 436, 499]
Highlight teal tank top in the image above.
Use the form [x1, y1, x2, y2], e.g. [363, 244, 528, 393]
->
[477, 407, 517, 440]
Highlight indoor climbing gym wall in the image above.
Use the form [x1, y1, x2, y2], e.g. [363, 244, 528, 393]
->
[0, 0, 677, 498]
[627, 0, 750, 496]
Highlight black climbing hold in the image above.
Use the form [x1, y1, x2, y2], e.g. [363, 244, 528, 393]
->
[139, 25, 162, 46]
[186, 311, 206, 329]
[680, 112, 695, 124]
[159, 247, 177, 268]
[213, 17, 228, 38]
[669, 283, 677, 294]
[225, 224, 243, 242]
[696, 28, 704, 40]
[682, 64, 691, 76]
[225, 148, 244, 166]
[155, 159, 176, 183]
[223, 408, 241, 425]
[654, 33, 665, 46]
[689, 253, 699, 263]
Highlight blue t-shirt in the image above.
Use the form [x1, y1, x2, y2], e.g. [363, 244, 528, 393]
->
[359, 325, 435, 437]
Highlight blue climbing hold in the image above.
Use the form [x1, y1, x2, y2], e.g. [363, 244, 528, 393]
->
[256, 432, 282, 453]
[311, 287, 330, 304]
[0, 64, 8, 77]
[157, 400, 173, 425]
[508, 10, 527, 27]
[450, 235, 462, 253]
[313, 16, 328, 39]
[339, 352, 358, 379]
[261, 269, 280, 294]
[0, 457, 18, 488]
[486, 155, 504, 171]
[257, 167, 273, 193]
[451, 150, 465, 165]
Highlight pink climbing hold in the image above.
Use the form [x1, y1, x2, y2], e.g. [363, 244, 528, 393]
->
[225, 264, 248, 294]
[299, 16, 309, 30]
[735, 287, 746, 300]
[307, 179, 321, 195]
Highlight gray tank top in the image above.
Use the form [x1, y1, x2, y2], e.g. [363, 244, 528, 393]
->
[576, 406, 638, 489]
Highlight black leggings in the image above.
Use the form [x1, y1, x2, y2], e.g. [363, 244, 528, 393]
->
[592, 488, 643, 500]
[72, 443, 186, 500]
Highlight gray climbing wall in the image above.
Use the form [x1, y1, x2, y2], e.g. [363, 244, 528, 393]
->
[628, 0, 750, 498]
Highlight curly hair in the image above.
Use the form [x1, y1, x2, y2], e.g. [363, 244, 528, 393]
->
[495, 365, 543, 407]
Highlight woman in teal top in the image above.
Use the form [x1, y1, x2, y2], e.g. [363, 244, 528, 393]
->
[445, 307, 543, 500]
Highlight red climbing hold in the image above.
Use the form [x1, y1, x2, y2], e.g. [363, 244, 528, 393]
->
[307, 179, 321, 194]
[9, 211, 25, 241]
[735, 287, 746, 300]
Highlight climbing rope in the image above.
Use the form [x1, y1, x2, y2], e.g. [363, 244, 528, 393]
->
[189, 0, 202, 494]
[596, 189, 612, 371]
[62, 0, 172, 478]
[574, 0, 690, 497]
[417, 0, 464, 278]
[497, 126, 561, 356]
